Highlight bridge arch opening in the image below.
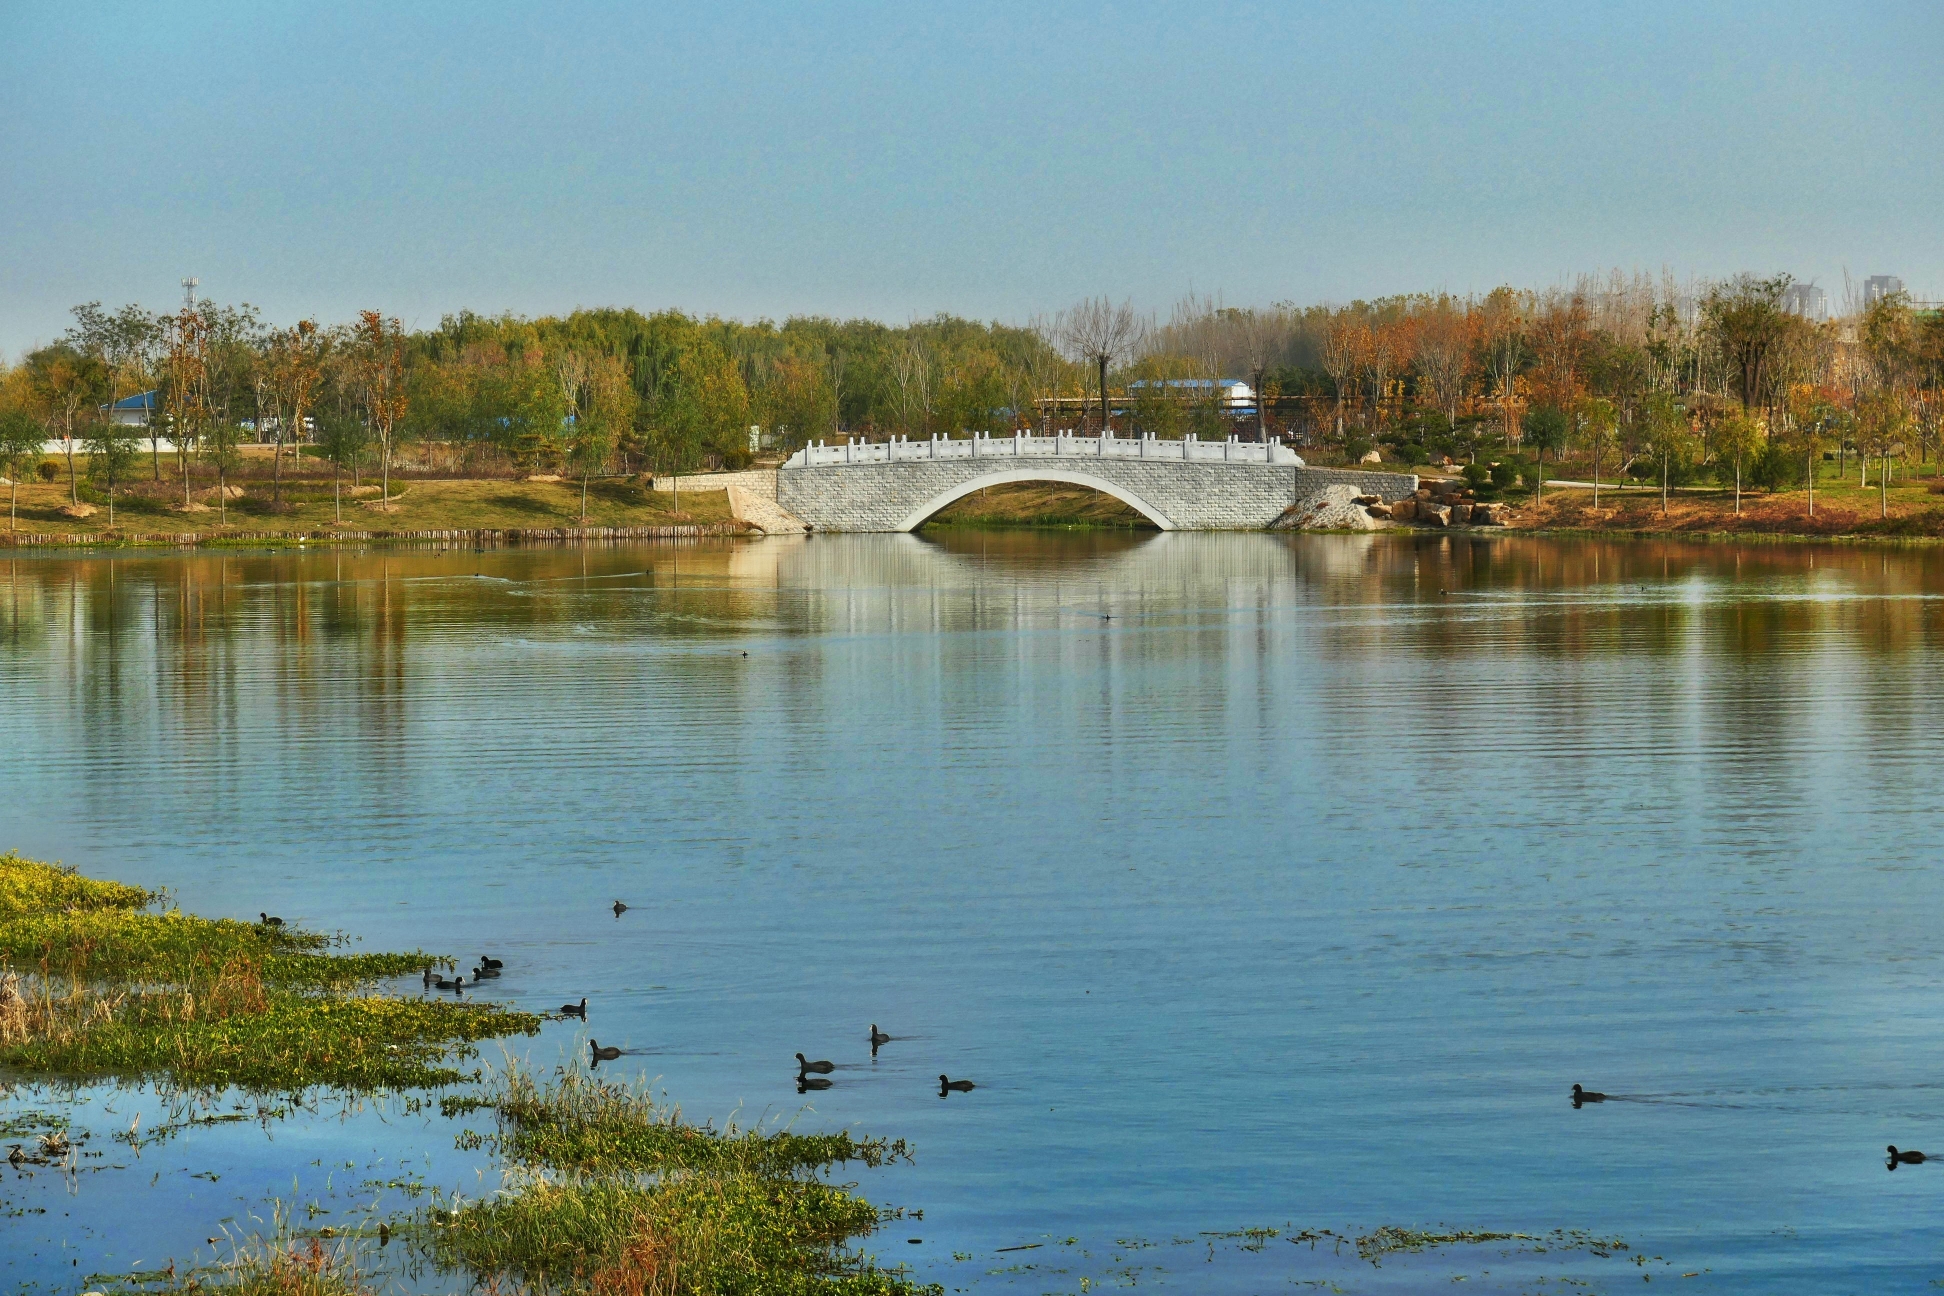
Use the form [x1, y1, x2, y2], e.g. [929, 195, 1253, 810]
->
[897, 468, 1176, 532]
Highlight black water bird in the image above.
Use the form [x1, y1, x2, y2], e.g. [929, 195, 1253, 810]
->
[479, 956, 504, 970]
[797, 1075, 833, 1092]
[870, 1025, 891, 1047]
[591, 1041, 622, 1061]
[1571, 1084, 1606, 1106]
[613, 900, 630, 916]
[471, 964, 501, 979]
[560, 997, 587, 1018]
[939, 1075, 975, 1093]
[259, 912, 285, 928]
[796, 1053, 834, 1074]
[433, 974, 464, 991]
[423, 966, 434, 987]
[1889, 1145, 1928, 1165]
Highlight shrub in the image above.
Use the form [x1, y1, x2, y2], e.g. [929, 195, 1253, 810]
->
[37, 460, 60, 482]
[1748, 440, 1799, 492]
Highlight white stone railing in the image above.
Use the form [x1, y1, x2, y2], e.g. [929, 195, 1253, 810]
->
[784, 431, 1302, 468]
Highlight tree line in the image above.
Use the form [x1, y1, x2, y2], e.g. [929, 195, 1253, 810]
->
[2, 272, 1939, 524]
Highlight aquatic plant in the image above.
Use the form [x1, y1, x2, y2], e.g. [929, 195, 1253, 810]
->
[469, 1066, 909, 1177]
[421, 1064, 935, 1295]
[0, 850, 155, 915]
[0, 852, 538, 1093]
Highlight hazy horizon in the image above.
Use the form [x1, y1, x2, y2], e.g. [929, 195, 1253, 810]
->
[4, 1, 1939, 356]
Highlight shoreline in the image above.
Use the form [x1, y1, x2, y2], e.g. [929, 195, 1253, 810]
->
[10, 519, 1944, 550]
[0, 520, 754, 549]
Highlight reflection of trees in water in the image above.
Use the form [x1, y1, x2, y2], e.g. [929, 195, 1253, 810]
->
[1, 542, 781, 756]
[11, 536, 1944, 749]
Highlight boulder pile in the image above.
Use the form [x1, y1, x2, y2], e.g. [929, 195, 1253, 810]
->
[1277, 479, 1515, 531]
[1378, 479, 1510, 527]
[1276, 483, 1384, 530]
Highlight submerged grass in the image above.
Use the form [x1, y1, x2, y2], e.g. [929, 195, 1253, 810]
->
[422, 1065, 934, 1295]
[0, 852, 538, 1093]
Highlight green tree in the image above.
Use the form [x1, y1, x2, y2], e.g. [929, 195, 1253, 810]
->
[1523, 404, 1568, 501]
[1580, 397, 1618, 509]
[65, 302, 162, 478]
[1703, 274, 1796, 416]
[1788, 387, 1837, 516]
[314, 409, 370, 525]
[0, 408, 43, 531]
[1713, 410, 1765, 514]
[25, 343, 106, 505]
[1856, 391, 1910, 520]
[561, 352, 632, 522]
[1643, 393, 1693, 515]
[84, 415, 142, 527]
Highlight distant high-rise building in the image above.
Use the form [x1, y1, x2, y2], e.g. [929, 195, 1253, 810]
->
[1783, 283, 1828, 321]
[1864, 275, 1905, 308]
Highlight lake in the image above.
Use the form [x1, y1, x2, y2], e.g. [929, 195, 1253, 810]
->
[3, 531, 1944, 1293]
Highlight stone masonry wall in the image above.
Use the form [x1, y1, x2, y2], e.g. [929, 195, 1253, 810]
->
[777, 458, 1418, 532]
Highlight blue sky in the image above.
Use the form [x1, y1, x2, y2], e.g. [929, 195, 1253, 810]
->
[2, 1, 1938, 353]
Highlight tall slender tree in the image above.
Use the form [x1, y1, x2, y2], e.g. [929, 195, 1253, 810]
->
[355, 312, 410, 506]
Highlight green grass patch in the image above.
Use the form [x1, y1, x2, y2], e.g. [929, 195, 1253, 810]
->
[465, 1066, 908, 1177]
[0, 851, 156, 916]
[420, 1065, 934, 1295]
[0, 851, 538, 1094]
[7, 990, 537, 1092]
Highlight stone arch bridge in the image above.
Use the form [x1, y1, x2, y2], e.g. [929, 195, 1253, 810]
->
[774, 433, 1418, 532]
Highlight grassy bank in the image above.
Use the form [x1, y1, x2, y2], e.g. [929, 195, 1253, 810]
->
[0, 851, 539, 1092]
[1505, 474, 1944, 539]
[0, 475, 736, 544]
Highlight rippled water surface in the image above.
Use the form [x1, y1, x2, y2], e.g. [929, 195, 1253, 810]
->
[5, 531, 1944, 1292]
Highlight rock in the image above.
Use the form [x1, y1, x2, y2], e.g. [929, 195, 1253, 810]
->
[1275, 483, 1383, 531]
[1421, 503, 1451, 527]
[1449, 503, 1473, 525]
[1392, 497, 1417, 521]
[1365, 504, 1392, 519]
[1352, 494, 1380, 506]
[1359, 450, 1383, 464]
[1414, 488, 1431, 501]
[57, 502, 97, 518]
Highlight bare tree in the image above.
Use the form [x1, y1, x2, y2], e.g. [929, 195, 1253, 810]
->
[889, 336, 932, 436]
[1321, 315, 1360, 442]
[1055, 298, 1145, 434]
[1233, 309, 1285, 442]
[1412, 301, 1472, 428]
